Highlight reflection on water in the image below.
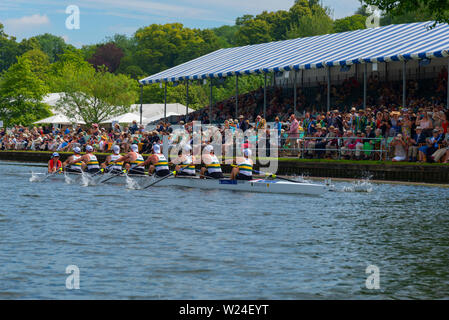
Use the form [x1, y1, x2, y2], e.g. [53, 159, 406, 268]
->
[1, 161, 448, 299]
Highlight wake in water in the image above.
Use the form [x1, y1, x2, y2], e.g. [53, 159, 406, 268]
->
[327, 178, 374, 193]
[126, 174, 142, 190]
[291, 174, 312, 183]
[29, 172, 41, 182]
[64, 172, 75, 184]
[80, 172, 102, 187]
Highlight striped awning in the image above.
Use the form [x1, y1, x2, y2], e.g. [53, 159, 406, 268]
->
[139, 21, 449, 84]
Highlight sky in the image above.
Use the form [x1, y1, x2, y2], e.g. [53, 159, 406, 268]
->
[0, 0, 362, 47]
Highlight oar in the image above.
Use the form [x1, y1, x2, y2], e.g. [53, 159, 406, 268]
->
[141, 165, 193, 190]
[91, 164, 114, 177]
[40, 171, 57, 182]
[252, 169, 302, 184]
[100, 165, 148, 184]
[142, 172, 174, 189]
[100, 170, 126, 184]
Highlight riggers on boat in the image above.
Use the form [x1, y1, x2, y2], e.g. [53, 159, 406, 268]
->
[31, 172, 326, 195]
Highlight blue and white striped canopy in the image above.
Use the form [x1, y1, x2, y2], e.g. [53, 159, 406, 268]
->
[139, 21, 449, 84]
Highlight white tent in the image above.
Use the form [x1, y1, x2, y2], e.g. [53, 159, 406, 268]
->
[145, 112, 183, 124]
[131, 103, 195, 120]
[101, 112, 149, 124]
[34, 114, 86, 125]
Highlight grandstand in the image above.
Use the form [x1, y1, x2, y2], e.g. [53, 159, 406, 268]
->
[138, 21, 449, 122]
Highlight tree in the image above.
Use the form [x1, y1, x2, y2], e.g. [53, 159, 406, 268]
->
[88, 42, 124, 73]
[211, 25, 239, 46]
[21, 49, 51, 78]
[0, 56, 51, 126]
[31, 33, 72, 63]
[255, 10, 292, 41]
[133, 23, 222, 76]
[334, 14, 367, 33]
[379, 3, 437, 25]
[54, 65, 138, 125]
[286, 7, 334, 39]
[235, 19, 272, 45]
[0, 23, 20, 73]
[362, 0, 449, 25]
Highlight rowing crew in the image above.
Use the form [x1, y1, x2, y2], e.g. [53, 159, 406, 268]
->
[49, 144, 254, 181]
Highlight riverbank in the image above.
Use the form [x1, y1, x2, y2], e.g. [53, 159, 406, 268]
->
[1, 150, 449, 184]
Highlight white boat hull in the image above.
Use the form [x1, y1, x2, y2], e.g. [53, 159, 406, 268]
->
[32, 172, 325, 195]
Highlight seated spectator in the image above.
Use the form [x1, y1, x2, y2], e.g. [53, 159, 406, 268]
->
[418, 137, 439, 163]
[408, 126, 426, 162]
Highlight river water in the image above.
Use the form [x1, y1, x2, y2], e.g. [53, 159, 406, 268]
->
[1, 161, 448, 299]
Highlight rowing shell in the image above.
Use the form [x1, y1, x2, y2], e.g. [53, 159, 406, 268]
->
[32, 172, 326, 195]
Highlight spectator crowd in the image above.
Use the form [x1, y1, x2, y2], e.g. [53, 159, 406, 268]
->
[1, 69, 448, 164]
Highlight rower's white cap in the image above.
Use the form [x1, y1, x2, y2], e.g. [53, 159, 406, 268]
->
[112, 145, 120, 154]
[73, 147, 81, 154]
[204, 145, 213, 153]
[243, 149, 252, 157]
[131, 144, 139, 152]
[153, 144, 161, 153]
[86, 145, 93, 152]
[52, 152, 60, 158]
[182, 144, 192, 152]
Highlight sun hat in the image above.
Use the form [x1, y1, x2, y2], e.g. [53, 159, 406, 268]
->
[52, 152, 60, 158]
[86, 145, 93, 152]
[112, 145, 120, 154]
[152, 144, 161, 153]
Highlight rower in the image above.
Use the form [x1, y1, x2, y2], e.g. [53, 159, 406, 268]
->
[114, 144, 145, 175]
[81, 145, 100, 174]
[63, 147, 84, 173]
[143, 144, 170, 178]
[102, 145, 123, 174]
[173, 144, 196, 177]
[200, 145, 224, 179]
[230, 149, 253, 181]
[48, 152, 63, 174]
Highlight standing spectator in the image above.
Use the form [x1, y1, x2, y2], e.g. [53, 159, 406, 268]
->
[129, 120, 138, 134]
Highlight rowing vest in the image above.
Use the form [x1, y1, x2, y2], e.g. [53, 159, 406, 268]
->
[71, 155, 83, 172]
[206, 155, 222, 173]
[181, 155, 195, 175]
[237, 158, 253, 176]
[154, 154, 169, 172]
[130, 153, 144, 168]
[110, 154, 123, 171]
[86, 154, 100, 170]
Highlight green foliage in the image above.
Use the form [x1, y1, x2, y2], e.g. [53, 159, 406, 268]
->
[0, 56, 51, 126]
[54, 65, 138, 125]
[363, 0, 449, 25]
[133, 23, 222, 76]
[211, 25, 239, 46]
[379, 3, 439, 25]
[30, 33, 73, 63]
[21, 49, 51, 81]
[334, 14, 367, 33]
[286, 6, 334, 39]
[0, 23, 21, 73]
[235, 19, 272, 45]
